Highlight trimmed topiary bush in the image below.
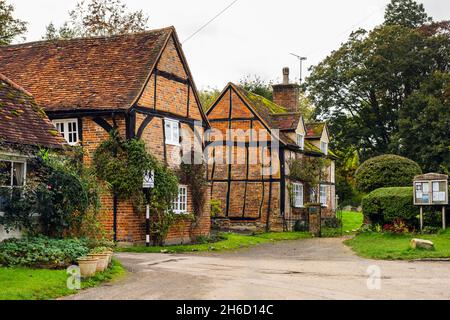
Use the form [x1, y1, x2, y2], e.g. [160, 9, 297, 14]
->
[362, 187, 418, 226]
[362, 187, 450, 227]
[355, 155, 422, 193]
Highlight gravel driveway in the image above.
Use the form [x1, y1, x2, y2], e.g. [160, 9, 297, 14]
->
[64, 237, 450, 300]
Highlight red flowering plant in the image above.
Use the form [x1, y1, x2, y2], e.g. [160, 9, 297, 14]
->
[383, 219, 413, 234]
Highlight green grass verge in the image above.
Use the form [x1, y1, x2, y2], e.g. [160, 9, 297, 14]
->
[117, 232, 312, 254]
[322, 211, 364, 237]
[342, 211, 364, 233]
[345, 228, 450, 260]
[0, 259, 126, 300]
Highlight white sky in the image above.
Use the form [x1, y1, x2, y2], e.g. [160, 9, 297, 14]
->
[9, 0, 449, 90]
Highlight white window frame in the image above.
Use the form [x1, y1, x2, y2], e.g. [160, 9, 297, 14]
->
[297, 134, 305, 150]
[0, 159, 27, 213]
[164, 118, 180, 146]
[320, 141, 329, 155]
[52, 119, 79, 146]
[292, 183, 304, 208]
[173, 185, 188, 214]
[320, 185, 329, 207]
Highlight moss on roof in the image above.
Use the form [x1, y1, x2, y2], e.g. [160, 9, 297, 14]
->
[307, 122, 326, 138]
[304, 140, 322, 154]
[245, 91, 287, 114]
[236, 86, 287, 114]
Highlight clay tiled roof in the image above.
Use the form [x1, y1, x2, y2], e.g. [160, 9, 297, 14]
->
[269, 113, 301, 131]
[229, 84, 337, 157]
[306, 122, 325, 139]
[0, 27, 173, 112]
[278, 132, 323, 155]
[0, 74, 66, 149]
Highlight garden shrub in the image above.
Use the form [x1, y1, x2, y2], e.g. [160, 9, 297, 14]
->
[210, 199, 222, 218]
[362, 187, 418, 226]
[362, 187, 450, 228]
[0, 237, 89, 268]
[0, 150, 100, 238]
[355, 155, 422, 193]
[293, 220, 308, 232]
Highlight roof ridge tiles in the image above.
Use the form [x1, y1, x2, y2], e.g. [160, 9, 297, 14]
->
[1, 26, 174, 49]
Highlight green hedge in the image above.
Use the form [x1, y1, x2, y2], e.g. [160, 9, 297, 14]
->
[0, 237, 89, 268]
[355, 155, 422, 193]
[363, 187, 417, 226]
[363, 187, 450, 227]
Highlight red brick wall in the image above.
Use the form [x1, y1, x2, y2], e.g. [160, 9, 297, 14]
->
[78, 34, 210, 244]
[272, 84, 301, 113]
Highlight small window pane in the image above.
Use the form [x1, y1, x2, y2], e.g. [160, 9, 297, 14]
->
[173, 185, 188, 214]
[320, 185, 328, 206]
[173, 124, 180, 143]
[12, 162, 25, 187]
[165, 119, 180, 145]
[293, 183, 304, 208]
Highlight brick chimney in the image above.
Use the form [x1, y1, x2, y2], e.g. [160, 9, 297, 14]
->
[272, 67, 301, 113]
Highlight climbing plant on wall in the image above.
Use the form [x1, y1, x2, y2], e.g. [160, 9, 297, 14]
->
[0, 148, 100, 238]
[93, 129, 156, 209]
[178, 151, 208, 240]
[93, 129, 180, 245]
[288, 156, 331, 200]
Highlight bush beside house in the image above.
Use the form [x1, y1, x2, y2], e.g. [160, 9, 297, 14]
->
[362, 186, 450, 229]
[362, 187, 417, 226]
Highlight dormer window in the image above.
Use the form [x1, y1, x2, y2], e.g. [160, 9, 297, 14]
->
[320, 141, 328, 155]
[297, 134, 305, 150]
[52, 119, 79, 146]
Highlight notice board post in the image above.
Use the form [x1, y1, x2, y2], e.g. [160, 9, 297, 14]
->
[413, 173, 448, 232]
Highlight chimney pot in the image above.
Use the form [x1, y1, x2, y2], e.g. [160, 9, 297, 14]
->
[282, 67, 290, 85]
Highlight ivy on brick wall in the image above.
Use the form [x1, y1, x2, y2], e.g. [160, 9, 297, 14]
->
[93, 129, 156, 209]
[93, 129, 180, 245]
[178, 151, 208, 240]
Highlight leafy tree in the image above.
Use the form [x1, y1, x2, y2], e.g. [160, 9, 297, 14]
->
[43, 0, 149, 40]
[305, 18, 450, 170]
[384, 0, 431, 28]
[398, 71, 450, 173]
[239, 75, 273, 101]
[335, 149, 362, 207]
[43, 22, 77, 40]
[0, 0, 27, 45]
[298, 94, 315, 121]
[199, 87, 221, 111]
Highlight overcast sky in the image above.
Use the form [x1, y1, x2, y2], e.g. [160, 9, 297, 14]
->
[9, 0, 449, 90]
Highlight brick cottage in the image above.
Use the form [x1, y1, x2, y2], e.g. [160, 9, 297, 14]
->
[0, 27, 211, 244]
[0, 73, 66, 241]
[206, 68, 337, 232]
